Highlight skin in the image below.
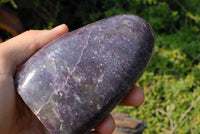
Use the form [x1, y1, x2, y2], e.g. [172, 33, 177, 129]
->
[0, 24, 145, 134]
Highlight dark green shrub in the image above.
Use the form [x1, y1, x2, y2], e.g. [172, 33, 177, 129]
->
[2, 0, 198, 34]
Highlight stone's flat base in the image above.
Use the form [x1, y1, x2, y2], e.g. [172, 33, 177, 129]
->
[15, 14, 154, 134]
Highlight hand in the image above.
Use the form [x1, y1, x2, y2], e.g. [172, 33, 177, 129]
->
[0, 24, 144, 134]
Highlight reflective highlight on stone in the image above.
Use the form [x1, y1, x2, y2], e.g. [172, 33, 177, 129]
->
[15, 15, 155, 134]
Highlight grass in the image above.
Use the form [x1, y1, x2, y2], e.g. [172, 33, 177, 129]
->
[114, 27, 200, 133]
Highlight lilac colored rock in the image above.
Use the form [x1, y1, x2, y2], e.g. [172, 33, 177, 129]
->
[15, 15, 155, 134]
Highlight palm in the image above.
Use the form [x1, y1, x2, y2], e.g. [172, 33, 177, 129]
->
[14, 89, 48, 134]
[0, 75, 47, 134]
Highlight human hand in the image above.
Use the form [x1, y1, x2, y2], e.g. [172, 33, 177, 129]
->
[0, 24, 144, 134]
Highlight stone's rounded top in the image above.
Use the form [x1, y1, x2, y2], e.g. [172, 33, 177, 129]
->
[102, 14, 155, 61]
[86, 14, 155, 53]
[104, 14, 148, 23]
[89, 14, 154, 36]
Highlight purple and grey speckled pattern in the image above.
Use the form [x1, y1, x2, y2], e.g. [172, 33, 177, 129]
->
[15, 15, 155, 134]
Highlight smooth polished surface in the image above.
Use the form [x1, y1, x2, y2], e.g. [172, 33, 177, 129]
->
[15, 14, 155, 134]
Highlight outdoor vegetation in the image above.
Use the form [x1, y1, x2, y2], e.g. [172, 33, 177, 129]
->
[1, 0, 200, 133]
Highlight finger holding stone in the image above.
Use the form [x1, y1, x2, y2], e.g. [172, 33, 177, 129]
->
[119, 86, 145, 106]
[95, 114, 115, 134]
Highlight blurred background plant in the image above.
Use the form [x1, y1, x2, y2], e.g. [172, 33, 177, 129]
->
[0, 0, 200, 133]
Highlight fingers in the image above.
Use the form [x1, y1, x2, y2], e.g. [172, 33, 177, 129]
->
[119, 86, 145, 106]
[0, 24, 68, 75]
[93, 86, 144, 134]
[95, 114, 115, 134]
[93, 86, 144, 133]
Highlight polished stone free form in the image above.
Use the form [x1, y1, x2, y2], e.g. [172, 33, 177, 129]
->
[15, 15, 155, 134]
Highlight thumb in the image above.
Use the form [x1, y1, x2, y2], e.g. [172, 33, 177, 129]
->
[0, 24, 69, 75]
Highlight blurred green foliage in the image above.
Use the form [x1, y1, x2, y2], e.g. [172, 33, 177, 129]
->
[1, 0, 199, 33]
[0, 0, 17, 8]
[1, 0, 200, 133]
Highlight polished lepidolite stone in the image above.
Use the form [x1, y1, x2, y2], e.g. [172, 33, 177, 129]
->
[15, 14, 155, 134]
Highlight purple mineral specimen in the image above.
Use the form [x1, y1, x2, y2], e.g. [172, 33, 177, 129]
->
[15, 14, 155, 134]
